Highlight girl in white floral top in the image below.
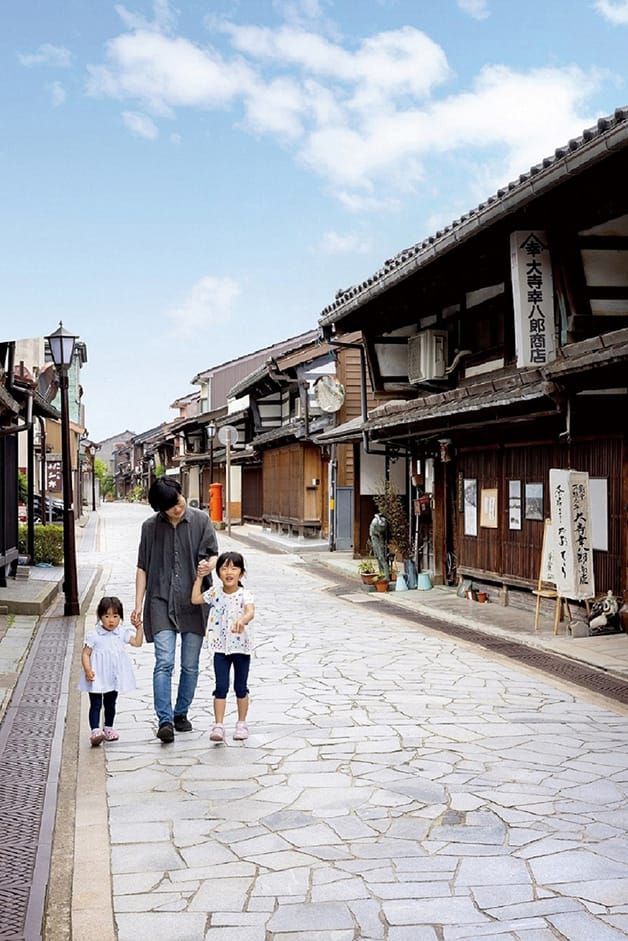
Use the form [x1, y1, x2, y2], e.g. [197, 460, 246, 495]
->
[192, 551, 255, 743]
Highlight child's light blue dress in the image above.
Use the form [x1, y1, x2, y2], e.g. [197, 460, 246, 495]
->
[78, 624, 137, 693]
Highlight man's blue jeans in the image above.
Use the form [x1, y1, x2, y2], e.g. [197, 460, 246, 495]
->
[153, 630, 203, 726]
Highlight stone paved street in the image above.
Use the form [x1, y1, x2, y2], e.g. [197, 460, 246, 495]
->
[75, 503, 628, 940]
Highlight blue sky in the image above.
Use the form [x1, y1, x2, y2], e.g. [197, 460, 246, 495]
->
[2, 0, 628, 440]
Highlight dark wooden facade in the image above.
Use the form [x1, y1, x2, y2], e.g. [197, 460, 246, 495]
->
[0, 434, 19, 584]
[319, 108, 628, 601]
[242, 465, 263, 522]
[456, 434, 624, 594]
[262, 443, 329, 538]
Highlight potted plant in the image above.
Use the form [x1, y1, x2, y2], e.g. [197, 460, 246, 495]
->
[374, 573, 389, 592]
[357, 558, 378, 585]
[374, 480, 413, 574]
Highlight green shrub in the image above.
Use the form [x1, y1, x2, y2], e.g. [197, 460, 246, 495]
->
[18, 472, 28, 502]
[127, 485, 146, 503]
[374, 479, 412, 560]
[18, 524, 64, 565]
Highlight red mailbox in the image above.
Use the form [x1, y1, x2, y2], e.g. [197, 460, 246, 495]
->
[209, 483, 223, 523]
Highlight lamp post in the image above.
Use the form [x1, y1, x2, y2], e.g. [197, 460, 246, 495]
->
[46, 321, 80, 617]
[206, 421, 216, 486]
[86, 443, 97, 511]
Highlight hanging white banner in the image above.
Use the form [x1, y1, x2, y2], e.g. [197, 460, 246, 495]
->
[510, 231, 556, 369]
[548, 469, 595, 601]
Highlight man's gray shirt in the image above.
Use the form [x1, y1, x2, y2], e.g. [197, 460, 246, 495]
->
[137, 506, 218, 642]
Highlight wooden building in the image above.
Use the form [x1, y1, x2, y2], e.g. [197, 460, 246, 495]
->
[0, 340, 60, 584]
[139, 332, 318, 522]
[319, 108, 628, 605]
[227, 335, 336, 539]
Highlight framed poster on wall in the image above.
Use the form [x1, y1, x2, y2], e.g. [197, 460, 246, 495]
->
[525, 482, 543, 521]
[463, 478, 477, 536]
[480, 488, 498, 528]
[508, 480, 522, 530]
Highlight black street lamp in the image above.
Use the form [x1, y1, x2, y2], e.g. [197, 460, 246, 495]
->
[46, 321, 80, 616]
[206, 420, 216, 485]
[86, 442, 97, 511]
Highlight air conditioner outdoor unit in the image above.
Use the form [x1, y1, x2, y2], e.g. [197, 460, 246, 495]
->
[408, 330, 448, 383]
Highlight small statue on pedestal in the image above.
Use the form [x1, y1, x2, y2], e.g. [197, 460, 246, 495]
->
[369, 513, 390, 580]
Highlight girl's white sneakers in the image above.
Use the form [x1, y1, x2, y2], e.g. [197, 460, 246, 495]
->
[233, 721, 249, 741]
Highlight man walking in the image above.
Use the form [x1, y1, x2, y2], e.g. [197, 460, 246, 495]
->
[131, 477, 218, 743]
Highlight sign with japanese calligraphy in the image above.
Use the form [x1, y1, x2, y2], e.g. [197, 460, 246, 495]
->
[510, 231, 556, 368]
[46, 460, 62, 493]
[548, 469, 595, 601]
[540, 518, 557, 584]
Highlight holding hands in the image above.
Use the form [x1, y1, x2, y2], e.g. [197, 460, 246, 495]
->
[197, 558, 212, 578]
[130, 609, 142, 628]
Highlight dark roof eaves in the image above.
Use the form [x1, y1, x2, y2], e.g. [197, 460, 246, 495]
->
[365, 382, 548, 433]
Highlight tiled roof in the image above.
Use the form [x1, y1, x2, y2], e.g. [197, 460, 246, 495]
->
[368, 374, 549, 434]
[320, 106, 628, 327]
[192, 330, 318, 383]
[252, 420, 304, 447]
[315, 327, 628, 440]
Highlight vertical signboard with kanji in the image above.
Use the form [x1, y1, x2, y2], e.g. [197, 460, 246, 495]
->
[510, 231, 556, 368]
[47, 460, 63, 494]
[548, 469, 595, 601]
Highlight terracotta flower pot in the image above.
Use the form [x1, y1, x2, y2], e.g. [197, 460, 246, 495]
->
[374, 579, 389, 592]
[361, 573, 377, 585]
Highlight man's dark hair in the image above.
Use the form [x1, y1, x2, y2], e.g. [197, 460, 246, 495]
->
[148, 477, 182, 512]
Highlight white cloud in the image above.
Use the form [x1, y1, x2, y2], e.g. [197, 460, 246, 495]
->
[49, 81, 66, 107]
[272, 0, 338, 36]
[224, 24, 451, 106]
[594, 0, 628, 23]
[166, 276, 241, 337]
[87, 15, 604, 207]
[115, 0, 179, 34]
[457, 0, 490, 20]
[319, 231, 372, 254]
[243, 76, 305, 139]
[87, 31, 255, 116]
[300, 63, 599, 193]
[122, 110, 159, 138]
[18, 43, 72, 68]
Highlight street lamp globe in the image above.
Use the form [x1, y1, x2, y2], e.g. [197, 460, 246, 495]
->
[46, 321, 78, 371]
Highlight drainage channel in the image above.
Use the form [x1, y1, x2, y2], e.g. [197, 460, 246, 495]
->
[0, 615, 74, 941]
[308, 561, 628, 706]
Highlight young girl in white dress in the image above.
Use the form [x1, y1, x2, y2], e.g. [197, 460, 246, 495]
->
[192, 551, 255, 744]
[79, 596, 144, 746]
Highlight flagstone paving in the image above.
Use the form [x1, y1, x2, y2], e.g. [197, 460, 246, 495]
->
[77, 503, 628, 940]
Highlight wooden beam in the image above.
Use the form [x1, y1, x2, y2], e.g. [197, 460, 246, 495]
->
[586, 286, 628, 299]
[578, 236, 628, 251]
